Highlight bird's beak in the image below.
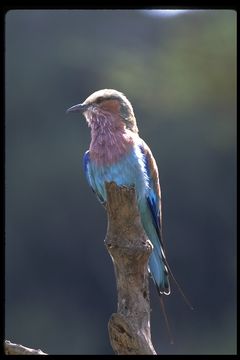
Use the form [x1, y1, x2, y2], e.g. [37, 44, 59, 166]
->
[66, 103, 88, 114]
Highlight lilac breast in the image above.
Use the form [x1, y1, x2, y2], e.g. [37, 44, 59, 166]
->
[88, 143, 149, 203]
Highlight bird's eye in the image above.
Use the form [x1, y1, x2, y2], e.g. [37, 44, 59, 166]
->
[96, 97, 104, 104]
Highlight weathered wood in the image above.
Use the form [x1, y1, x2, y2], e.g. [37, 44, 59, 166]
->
[4, 340, 47, 355]
[104, 182, 156, 355]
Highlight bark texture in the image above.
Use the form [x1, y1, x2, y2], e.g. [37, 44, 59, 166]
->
[104, 182, 156, 355]
[4, 340, 47, 355]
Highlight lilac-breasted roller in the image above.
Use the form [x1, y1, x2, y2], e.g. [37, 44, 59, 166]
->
[67, 89, 171, 296]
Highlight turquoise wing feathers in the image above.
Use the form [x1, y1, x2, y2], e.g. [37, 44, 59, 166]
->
[140, 140, 163, 243]
[140, 140, 170, 294]
[83, 150, 105, 204]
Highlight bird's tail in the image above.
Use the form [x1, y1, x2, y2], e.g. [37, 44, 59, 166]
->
[163, 256, 194, 310]
[147, 215, 193, 309]
[159, 295, 174, 344]
[148, 255, 173, 344]
[149, 248, 193, 344]
[148, 249, 170, 295]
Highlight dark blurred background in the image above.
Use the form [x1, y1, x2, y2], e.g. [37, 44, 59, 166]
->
[5, 9, 236, 355]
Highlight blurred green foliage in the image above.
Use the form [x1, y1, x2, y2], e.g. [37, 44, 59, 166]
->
[5, 10, 236, 354]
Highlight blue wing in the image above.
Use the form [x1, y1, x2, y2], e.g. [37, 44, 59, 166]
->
[83, 150, 105, 204]
[139, 142, 163, 246]
[140, 141, 170, 295]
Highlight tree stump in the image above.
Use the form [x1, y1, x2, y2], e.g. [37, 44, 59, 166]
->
[104, 182, 156, 355]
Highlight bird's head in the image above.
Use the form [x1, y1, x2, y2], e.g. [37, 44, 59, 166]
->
[66, 89, 138, 133]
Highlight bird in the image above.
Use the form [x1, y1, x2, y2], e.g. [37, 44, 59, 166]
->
[66, 88, 171, 296]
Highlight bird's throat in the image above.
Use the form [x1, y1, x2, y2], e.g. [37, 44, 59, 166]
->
[88, 113, 134, 166]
